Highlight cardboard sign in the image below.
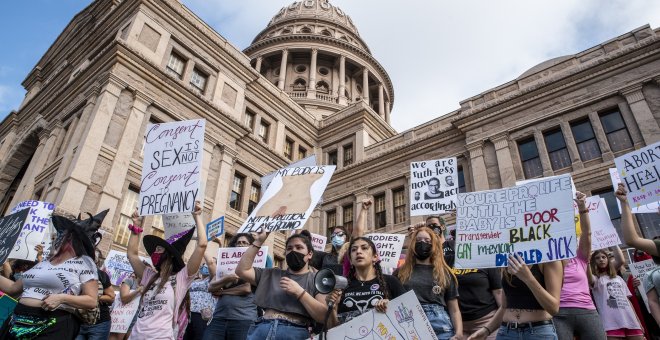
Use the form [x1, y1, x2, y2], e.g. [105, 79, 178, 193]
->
[455, 174, 576, 268]
[310, 232, 327, 252]
[614, 141, 660, 209]
[163, 213, 196, 239]
[629, 259, 658, 312]
[587, 196, 621, 250]
[216, 246, 269, 279]
[608, 168, 658, 214]
[139, 119, 205, 216]
[104, 250, 150, 286]
[409, 158, 458, 215]
[0, 209, 31, 265]
[261, 155, 317, 194]
[319, 290, 438, 340]
[9, 200, 54, 261]
[110, 292, 141, 333]
[206, 216, 224, 241]
[365, 233, 405, 271]
[238, 166, 335, 233]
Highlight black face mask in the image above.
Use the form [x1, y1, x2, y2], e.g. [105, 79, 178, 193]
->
[286, 251, 307, 272]
[415, 242, 433, 260]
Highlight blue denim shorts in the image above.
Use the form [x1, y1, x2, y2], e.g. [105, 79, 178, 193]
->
[247, 317, 309, 340]
[422, 304, 454, 340]
[496, 322, 557, 340]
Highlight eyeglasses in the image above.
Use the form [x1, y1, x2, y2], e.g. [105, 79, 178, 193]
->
[332, 232, 346, 237]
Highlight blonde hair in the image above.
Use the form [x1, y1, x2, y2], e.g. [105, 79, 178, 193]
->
[396, 227, 456, 290]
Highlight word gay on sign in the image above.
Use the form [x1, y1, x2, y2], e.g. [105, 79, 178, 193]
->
[238, 165, 335, 233]
[409, 157, 458, 215]
[454, 174, 576, 268]
[614, 141, 660, 209]
[216, 246, 269, 278]
[139, 119, 205, 215]
[365, 233, 405, 271]
[9, 200, 54, 261]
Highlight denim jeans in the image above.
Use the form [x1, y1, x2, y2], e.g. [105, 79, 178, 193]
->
[246, 318, 309, 340]
[496, 323, 557, 340]
[203, 318, 253, 340]
[422, 304, 454, 340]
[75, 320, 111, 340]
[553, 307, 606, 340]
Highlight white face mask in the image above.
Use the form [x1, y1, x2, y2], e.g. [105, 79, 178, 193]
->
[331, 235, 346, 247]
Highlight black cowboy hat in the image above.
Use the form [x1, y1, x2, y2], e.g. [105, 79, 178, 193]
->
[51, 209, 108, 260]
[143, 228, 194, 274]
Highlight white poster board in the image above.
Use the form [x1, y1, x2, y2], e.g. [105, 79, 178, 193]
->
[614, 141, 660, 209]
[9, 200, 54, 261]
[238, 166, 335, 233]
[261, 155, 317, 194]
[455, 174, 576, 268]
[310, 232, 327, 252]
[409, 158, 458, 216]
[110, 293, 140, 333]
[608, 168, 659, 214]
[319, 290, 438, 340]
[163, 213, 196, 239]
[365, 233, 405, 272]
[104, 250, 150, 286]
[206, 216, 224, 241]
[629, 259, 659, 312]
[216, 246, 269, 279]
[139, 119, 205, 215]
[587, 196, 621, 250]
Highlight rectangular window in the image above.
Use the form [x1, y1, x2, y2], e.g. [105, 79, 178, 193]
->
[298, 146, 307, 160]
[544, 129, 571, 170]
[600, 110, 633, 152]
[342, 204, 353, 232]
[343, 144, 353, 166]
[457, 167, 466, 193]
[328, 150, 338, 166]
[114, 186, 140, 247]
[244, 111, 255, 130]
[518, 138, 543, 179]
[166, 52, 185, 79]
[284, 138, 294, 160]
[229, 173, 244, 211]
[151, 215, 165, 239]
[258, 121, 270, 144]
[571, 119, 601, 161]
[393, 188, 406, 224]
[374, 194, 386, 229]
[190, 68, 208, 92]
[248, 182, 260, 214]
[326, 210, 337, 238]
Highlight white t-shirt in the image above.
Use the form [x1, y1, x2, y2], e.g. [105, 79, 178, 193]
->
[21, 255, 98, 308]
[592, 275, 642, 331]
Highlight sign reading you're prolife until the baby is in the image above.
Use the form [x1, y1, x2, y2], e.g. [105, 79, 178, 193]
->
[614, 141, 660, 210]
[454, 174, 576, 268]
[139, 119, 205, 216]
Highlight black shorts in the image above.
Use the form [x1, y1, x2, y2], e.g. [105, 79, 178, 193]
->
[0, 303, 80, 340]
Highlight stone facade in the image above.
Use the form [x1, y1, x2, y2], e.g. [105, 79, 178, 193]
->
[0, 0, 659, 262]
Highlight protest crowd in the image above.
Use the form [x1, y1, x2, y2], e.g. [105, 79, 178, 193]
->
[0, 121, 657, 340]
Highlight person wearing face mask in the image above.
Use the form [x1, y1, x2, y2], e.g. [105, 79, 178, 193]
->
[236, 229, 329, 339]
[395, 227, 461, 340]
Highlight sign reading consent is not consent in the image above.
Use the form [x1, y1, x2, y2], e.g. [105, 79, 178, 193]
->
[454, 174, 576, 269]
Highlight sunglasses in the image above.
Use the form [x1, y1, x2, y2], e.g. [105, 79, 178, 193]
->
[332, 232, 346, 237]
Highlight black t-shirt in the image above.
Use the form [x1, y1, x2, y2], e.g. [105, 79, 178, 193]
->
[443, 241, 455, 267]
[97, 269, 112, 323]
[453, 268, 502, 321]
[396, 264, 458, 306]
[337, 274, 406, 323]
[310, 250, 338, 271]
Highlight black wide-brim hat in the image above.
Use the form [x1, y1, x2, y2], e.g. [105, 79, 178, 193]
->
[51, 209, 108, 260]
[143, 227, 195, 274]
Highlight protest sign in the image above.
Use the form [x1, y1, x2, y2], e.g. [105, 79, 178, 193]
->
[455, 174, 576, 268]
[0, 292, 17, 328]
[9, 200, 54, 261]
[206, 216, 224, 241]
[608, 168, 658, 214]
[629, 259, 658, 311]
[0, 209, 31, 265]
[216, 246, 269, 279]
[110, 292, 141, 333]
[238, 166, 335, 233]
[587, 196, 621, 250]
[261, 155, 317, 194]
[614, 141, 660, 209]
[409, 158, 458, 216]
[310, 232, 327, 252]
[319, 290, 438, 340]
[139, 119, 205, 216]
[104, 250, 150, 286]
[163, 213, 196, 239]
[365, 233, 405, 271]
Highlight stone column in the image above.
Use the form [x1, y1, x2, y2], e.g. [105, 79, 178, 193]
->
[385, 100, 391, 124]
[559, 121, 583, 170]
[384, 188, 393, 231]
[621, 84, 660, 145]
[211, 146, 237, 219]
[467, 141, 489, 190]
[491, 133, 516, 187]
[255, 56, 263, 73]
[378, 84, 385, 117]
[362, 68, 369, 104]
[355, 130, 368, 163]
[533, 129, 553, 176]
[338, 55, 347, 105]
[277, 49, 288, 90]
[8, 129, 55, 207]
[308, 48, 318, 98]
[587, 111, 613, 161]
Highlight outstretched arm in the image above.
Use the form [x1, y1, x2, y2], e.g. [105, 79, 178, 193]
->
[187, 201, 209, 277]
[127, 210, 146, 278]
[353, 198, 372, 238]
[236, 228, 269, 286]
[575, 192, 591, 260]
[611, 245, 625, 272]
[618, 183, 658, 256]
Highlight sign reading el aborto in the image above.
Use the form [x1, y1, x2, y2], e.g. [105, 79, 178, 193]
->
[614, 141, 660, 210]
[454, 174, 576, 268]
[238, 165, 335, 233]
[216, 246, 269, 279]
[139, 119, 205, 216]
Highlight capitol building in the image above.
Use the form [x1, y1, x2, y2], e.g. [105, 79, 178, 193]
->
[0, 0, 658, 262]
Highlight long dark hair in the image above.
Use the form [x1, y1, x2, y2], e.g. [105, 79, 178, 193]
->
[143, 253, 174, 295]
[347, 237, 390, 299]
[50, 231, 86, 261]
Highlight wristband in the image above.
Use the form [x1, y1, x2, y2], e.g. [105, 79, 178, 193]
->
[297, 290, 306, 300]
[128, 224, 143, 235]
[483, 325, 492, 335]
[579, 209, 589, 214]
[251, 243, 262, 249]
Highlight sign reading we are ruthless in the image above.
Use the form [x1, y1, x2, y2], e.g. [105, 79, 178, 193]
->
[139, 119, 205, 216]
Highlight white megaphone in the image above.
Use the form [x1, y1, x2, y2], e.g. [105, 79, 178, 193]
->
[314, 268, 348, 294]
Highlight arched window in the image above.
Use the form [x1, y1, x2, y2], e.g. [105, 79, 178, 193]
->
[300, 26, 312, 34]
[321, 29, 332, 37]
[316, 80, 329, 93]
[293, 78, 307, 90]
[282, 27, 292, 34]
